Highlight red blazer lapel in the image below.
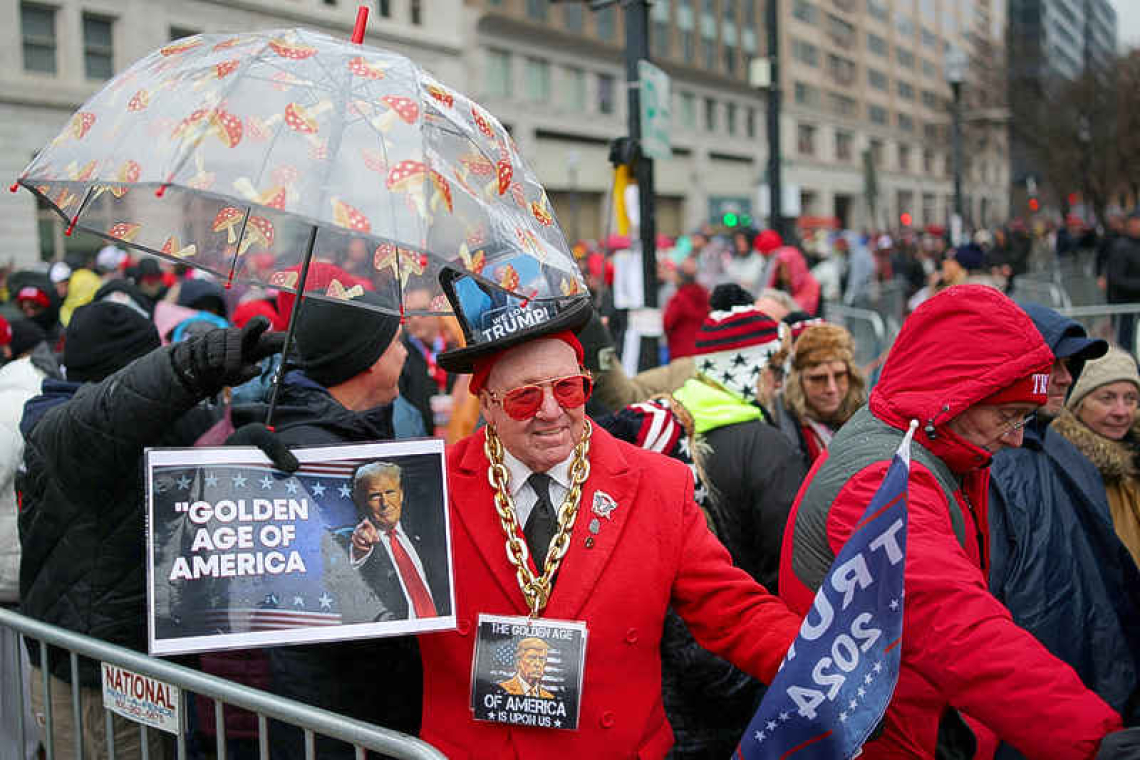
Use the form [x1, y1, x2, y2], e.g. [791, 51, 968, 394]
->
[449, 429, 530, 615]
[546, 425, 640, 620]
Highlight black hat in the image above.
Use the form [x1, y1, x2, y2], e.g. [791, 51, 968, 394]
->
[136, 258, 163, 279]
[94, 279, 154, 317]
[178, 278, 227, 317]
[64, 301, 161, 382]
[436, 267, 592, 374]
[9, 318, 47, 358]
[294, 291, 401, 388]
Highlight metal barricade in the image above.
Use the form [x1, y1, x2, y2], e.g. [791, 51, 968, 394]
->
[1057, 303, 1140, 356]
[822, 303, 890, 370]
[0, 606, 445, 760]
[1010, 279, 1072, 310]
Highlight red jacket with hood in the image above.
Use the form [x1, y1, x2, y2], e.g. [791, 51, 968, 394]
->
[779, 285, 1122, 759]
[663, 282, 709, 359]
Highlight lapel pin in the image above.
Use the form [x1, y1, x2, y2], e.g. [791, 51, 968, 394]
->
[592, 491, 618, 520]
[585, 537, 595, 549]
[588, 518, 601, 534]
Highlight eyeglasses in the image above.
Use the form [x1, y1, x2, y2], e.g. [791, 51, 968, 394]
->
[486, 373, 593, 420]
[995, 409, 1036, 436]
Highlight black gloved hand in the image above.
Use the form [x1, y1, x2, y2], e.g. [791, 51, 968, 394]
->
[1098, 728, 1140, 760]
[172, 316, 285, 396]
[225, 423, 299, 473]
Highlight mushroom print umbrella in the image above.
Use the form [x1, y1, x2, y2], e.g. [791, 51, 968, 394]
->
[13, 10, 586, 323]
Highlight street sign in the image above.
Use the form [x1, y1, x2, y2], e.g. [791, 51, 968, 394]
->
[757, 184, 802, 218]
[638, 61, 672, 161]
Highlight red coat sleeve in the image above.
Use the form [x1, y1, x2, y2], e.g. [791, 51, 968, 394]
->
[668, 472, 802, 684]
[828, 463, 1122, 760]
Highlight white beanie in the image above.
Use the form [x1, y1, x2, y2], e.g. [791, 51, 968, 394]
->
[1067, 347, 1140, 411]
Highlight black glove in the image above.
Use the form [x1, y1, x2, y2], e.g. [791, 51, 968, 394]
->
[1098, 728, 1140, 760]
[225, 423, 299, 473]
[172, 316, 285, 396]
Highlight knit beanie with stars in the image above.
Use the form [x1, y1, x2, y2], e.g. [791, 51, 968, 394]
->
[692, 306, 784, 402]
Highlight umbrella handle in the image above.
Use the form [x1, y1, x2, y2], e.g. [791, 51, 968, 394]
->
[265, 225, 319, 429]
[351, 6, 369, 44]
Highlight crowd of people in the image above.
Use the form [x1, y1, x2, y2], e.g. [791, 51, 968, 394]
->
[0, 213, 1139, 760]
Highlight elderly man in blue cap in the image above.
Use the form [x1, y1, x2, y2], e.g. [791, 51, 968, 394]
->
[989, 302, 1140, 757]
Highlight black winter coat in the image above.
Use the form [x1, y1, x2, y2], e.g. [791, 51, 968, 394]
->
[1107, 234, 1140, 303]
[18, 349, 217, 686]
[232, 373, 422, 760]
[701, 419, 807, 592]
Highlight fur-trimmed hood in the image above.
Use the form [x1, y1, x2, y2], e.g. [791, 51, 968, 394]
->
[1051, 407, 1140, 482]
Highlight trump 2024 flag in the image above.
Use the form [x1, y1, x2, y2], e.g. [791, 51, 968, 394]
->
[737, 423, 914, 760]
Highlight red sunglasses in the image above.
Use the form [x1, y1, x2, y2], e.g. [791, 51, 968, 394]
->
[486, 373, 593, 420]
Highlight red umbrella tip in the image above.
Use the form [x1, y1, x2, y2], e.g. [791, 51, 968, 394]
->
[155, 184, 168, 198]
[8, 182, 18, 193]
[351, 6, 369, 44]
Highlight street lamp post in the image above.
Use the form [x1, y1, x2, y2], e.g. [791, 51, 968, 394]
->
[766, 0, 784, 239]
[946, 48, 967, 241]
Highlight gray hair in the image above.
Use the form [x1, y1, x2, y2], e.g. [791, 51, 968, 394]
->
[352, 461, 402, 491]
[756, 288, 799, 312]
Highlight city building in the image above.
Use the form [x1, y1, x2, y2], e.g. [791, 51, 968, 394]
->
[1008, 0, 1118, 205]
[0, 0, 465, 269]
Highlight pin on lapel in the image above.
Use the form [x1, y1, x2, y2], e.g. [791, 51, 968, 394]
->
[588, 518, 601, 534]
[592, 491, 618, 520]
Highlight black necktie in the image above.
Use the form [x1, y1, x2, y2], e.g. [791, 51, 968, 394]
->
[524, 473, 557, 569]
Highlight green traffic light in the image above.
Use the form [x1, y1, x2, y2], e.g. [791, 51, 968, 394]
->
[741, 214, 752, 227]
[723, 212, 739, 227]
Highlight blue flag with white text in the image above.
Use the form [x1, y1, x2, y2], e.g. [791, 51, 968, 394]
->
[736, 425, 913, 759]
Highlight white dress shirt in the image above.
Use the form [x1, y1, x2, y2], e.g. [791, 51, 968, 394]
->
[499, 447, 573, 527]
[351, 521, 434, 619]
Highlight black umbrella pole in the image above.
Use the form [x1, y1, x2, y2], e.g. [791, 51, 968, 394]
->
[265, 225, 318, 428]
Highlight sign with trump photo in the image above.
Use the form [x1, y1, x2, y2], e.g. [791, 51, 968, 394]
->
[145, 439, 454, 655]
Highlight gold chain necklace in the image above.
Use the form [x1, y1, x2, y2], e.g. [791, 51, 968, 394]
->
[484, 420, 592, 617]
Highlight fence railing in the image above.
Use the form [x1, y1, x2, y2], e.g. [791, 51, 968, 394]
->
[0, 606, 445, 760]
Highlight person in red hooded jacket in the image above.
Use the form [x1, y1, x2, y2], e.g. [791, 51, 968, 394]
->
[662, 257, 708, 359]
[779, 284, 1124, 759]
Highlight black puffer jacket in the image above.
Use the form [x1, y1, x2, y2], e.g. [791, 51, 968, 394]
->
[18, 347, 218, 685]
[232, 373, 422, 760]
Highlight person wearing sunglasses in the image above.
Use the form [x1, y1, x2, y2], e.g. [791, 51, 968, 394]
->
[422, 270, 803, 759]
[781, 284, 1127, 760]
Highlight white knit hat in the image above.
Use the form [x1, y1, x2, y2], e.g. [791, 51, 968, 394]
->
[1067, 347, 1140, 411]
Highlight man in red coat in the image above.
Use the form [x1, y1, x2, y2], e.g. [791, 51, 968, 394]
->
[424, 269, 802, 759]
[780, 284, 1125, 759]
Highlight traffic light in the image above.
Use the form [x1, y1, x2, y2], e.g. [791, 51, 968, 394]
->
[1028, 197, 1040, 212]
[723, 212, 739, 227]
[900, 212, 913, 227]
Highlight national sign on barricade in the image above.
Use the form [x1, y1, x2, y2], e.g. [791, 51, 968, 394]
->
[736, 423, 914, 759]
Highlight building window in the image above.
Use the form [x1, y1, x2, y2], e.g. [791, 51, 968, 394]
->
[921, 27, 938, 49]
[870, 138, 884, 166]
[896, 48, 915, 68]
[169, 26, 197, 41]
[21, 3, 56, 74]
[794, 81, 819, 106]
[869, 68, 888, 90]
[869, 105, 888, 125]
[598, 73, 616, 114]
[680, 91, 697, 129]
[376, 0, 391, 17]
[923, 148, 935, 173]
[827, 14, 855, 47]
[704, 97, 717, 131]
[829, 92, 858, 117]
[703, 38, 716, 70]
[897, 81, 914, 100]
[563, 3, 584, 31]
[526, 0, 548, 21]
[896, 13, 915, 38]
[836, 130, 853, 161]
[792, 39, 818, 67]
[867, 0, 889, 22]
[727, 102, 737, 135]
[798, 123, 817, 155]
[597, 6, 616, 40]
[827, 54, 856, 86]
[868, 32, 887, 56]
[922, 192, 935, 222]
[652, 0, 671, 58]
[83, 14, 115, 80]
[746, 107, 756, 138]
[898, 113, 915, 132]
[924, 122, 940, 142]
[410, 0, 422, 25]
[898, 143, 911, 171]
[793, 0, 817, 23]
[922, 57, 937, 78]
[682, 30, 695, 62]
[921, 89, 939, 110]
[485, 49, 512, 99]
[563, 67, 586, 111]
[524, 57, 550, 103]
